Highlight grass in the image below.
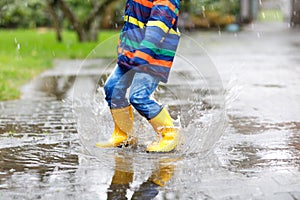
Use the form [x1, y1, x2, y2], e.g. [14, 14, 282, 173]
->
[0, 29, 119, 101]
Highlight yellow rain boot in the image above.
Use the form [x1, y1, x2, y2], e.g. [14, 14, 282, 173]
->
[146, 108, 179, 152]
[96, 106, 135, 148]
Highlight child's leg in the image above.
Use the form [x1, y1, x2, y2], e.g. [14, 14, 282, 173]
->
[97, 65, 135, 148]
[129, 72, 162, 120]
[129, 72, 179, 152]
[104, 64, 134, 108]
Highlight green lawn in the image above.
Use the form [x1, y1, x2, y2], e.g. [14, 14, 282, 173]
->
[0, 29, 119, 101]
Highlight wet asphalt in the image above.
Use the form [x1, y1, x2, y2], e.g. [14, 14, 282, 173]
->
[0, 22, 300, 199]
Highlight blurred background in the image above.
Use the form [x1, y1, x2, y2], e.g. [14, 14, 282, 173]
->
[0, 0, 299, 41]
[1, 0, 299, 101]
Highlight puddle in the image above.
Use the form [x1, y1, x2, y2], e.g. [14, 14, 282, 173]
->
[0, 55, 227, 199]
[1, 26, 300, 199]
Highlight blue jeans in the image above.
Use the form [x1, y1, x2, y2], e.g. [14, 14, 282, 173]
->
[104, 65, 163, 120]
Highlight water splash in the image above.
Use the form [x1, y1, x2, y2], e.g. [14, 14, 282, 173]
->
[72, 33, 226, 171]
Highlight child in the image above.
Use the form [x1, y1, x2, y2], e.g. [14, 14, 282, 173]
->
[96, 0, 181, 152]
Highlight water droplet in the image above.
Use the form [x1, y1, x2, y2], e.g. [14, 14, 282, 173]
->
[257, 32, 261, 38]
[9, 168, 16, 173]
[1, 5, 8, 11]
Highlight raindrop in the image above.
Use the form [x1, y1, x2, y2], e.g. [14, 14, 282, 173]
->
[218, 26, 221, 36]
[61, 118, 67, 123]
[9, 168, 16, 173]
[53, 165, 59, 172]
[1, 5, 7, 11]
[17, 43, 21, 51]
[218, 30, 222, 36]
[257, 32, 261, 38]
[166, 193, 176, 199]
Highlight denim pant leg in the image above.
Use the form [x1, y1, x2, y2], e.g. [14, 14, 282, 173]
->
[104, 65, 134, 109]
[129, 72, 163, 120]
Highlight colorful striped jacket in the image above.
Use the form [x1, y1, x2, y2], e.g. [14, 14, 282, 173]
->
[117, 0, 181, 83]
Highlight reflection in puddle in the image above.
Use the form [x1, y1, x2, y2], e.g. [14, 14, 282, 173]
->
[108, 156, 176, 200]
[37, 76, 76, 100]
